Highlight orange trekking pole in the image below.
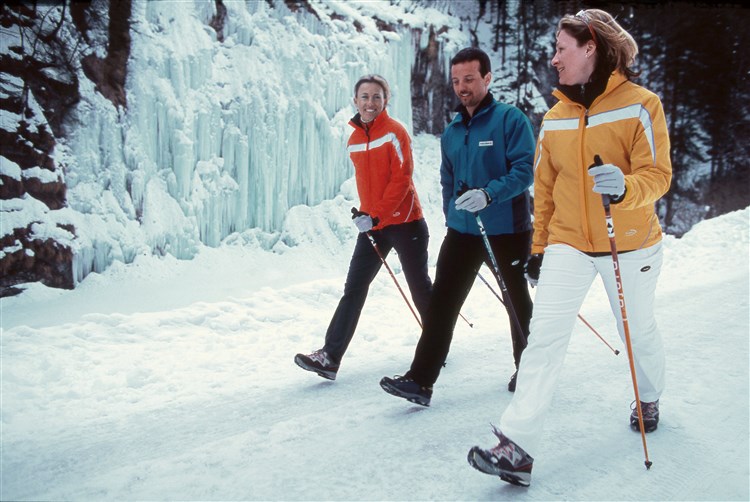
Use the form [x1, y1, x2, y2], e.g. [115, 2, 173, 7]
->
[476, 270, 619, 355]
[591, 155, 652, 469]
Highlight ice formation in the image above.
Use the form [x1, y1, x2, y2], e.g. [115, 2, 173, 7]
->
[44, 0, 463, 284]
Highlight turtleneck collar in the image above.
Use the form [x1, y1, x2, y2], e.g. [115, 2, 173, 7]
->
[557, 64, 614, 109]
[455, 91, 495, 126]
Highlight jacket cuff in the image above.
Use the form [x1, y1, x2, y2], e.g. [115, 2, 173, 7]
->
[610, 186, 627, 204]
[479, 188, 492, 205]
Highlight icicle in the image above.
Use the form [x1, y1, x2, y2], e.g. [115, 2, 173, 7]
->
[52, 0, 464, 286]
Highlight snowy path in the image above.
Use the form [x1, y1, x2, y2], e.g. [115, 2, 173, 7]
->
[2, 209, 748, 500]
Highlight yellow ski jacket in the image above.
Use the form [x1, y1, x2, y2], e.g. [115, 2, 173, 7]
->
[532, 72, 672, 254]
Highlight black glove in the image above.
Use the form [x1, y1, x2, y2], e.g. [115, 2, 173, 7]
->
[524, 254, 543, 287]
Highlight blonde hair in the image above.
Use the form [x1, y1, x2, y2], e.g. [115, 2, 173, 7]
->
[558, 9, 640, 79]
[354, 74, 391, 103]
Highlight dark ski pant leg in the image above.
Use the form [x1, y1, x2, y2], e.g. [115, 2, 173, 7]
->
[488, 230, 533, 368]
[387, 218, 433, 321]
[323, 232, 388, 363]
[406, 229, 482, 386]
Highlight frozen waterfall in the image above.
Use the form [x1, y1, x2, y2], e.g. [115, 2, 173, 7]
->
[55, 0, 462, 284]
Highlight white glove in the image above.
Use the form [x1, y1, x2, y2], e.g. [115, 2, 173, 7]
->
[455, 189, 490, 212]
[353, 214, 374, 233]
[588, 164, 625, 198]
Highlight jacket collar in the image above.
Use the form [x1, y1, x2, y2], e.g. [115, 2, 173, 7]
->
[454, 91, 495, 126]
[350, 108, 390, 132]
[553, 71, 627, 110]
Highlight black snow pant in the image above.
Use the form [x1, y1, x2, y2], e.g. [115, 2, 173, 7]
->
[323, 218, 433, 364]
[405, 228, 532, 386]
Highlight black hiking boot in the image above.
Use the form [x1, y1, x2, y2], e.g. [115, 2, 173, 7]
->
[507, 370, 518, 392]
[379, 375, 432, 406]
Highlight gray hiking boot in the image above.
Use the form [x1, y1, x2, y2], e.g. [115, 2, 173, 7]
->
[630, 399, 659, 432]
[468, 426, 534, 487]
[294, 349, 339, 380]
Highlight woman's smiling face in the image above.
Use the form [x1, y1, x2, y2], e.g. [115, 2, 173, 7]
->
[551, 29, 596, 86]
[353, 82, 386, 123]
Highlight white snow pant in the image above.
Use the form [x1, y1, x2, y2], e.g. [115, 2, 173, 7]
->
[499, 242, 665, 457]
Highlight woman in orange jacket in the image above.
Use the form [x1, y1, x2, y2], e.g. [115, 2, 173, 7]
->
[468, 9, 672, 486]
[295, 75, 432, 381]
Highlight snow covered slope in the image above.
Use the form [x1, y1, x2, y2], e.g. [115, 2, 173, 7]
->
[2, 135, 748, 500]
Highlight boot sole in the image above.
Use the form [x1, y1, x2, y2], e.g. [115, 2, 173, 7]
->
[294, 355, 337, 380]
[379, 380, 430, 407]
[630, 420, 658, 433]
[467, 447, 531, 487]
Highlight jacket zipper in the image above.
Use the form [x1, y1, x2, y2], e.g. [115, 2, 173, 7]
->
[581, 106, 594, 250]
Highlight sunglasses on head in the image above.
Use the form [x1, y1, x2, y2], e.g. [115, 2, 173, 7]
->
[575, 10, 598, 44]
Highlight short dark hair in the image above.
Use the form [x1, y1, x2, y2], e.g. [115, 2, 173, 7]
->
[450, 47, 491, 77]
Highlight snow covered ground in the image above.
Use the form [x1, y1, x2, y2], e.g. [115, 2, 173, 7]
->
[2, 135, 749, 500]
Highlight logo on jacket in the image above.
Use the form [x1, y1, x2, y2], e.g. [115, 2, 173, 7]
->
[478, 140, 493, 147]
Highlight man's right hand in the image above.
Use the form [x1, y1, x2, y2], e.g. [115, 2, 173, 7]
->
[455, 189, 490, 213]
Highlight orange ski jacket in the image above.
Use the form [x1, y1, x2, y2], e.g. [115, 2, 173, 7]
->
[532, 72, 672, 254]
[347, 110, 423, 230]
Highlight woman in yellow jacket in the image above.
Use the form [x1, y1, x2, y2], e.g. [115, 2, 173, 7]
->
[467, 9, 672, 486]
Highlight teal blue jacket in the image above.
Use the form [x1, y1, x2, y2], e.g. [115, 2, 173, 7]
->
[441, 94, 535, 235]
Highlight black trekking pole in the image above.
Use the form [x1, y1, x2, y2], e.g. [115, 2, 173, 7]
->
[476, 270, 620, 355]
[474, 213, 526, 339]
[455, 182, 524, 337]
[591, 155, 652, 469]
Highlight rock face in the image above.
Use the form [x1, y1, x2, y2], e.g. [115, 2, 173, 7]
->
[0, 2, 123, 296]
[0, 93, 71, 295]
[411, 25, 453, 136]
[1, 1, 135, 296]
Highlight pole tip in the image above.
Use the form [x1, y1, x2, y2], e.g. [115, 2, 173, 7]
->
[645, 460, 653, 470]
[615, 349, 621, 355]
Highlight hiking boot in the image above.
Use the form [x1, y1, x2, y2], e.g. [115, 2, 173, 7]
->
[507, 370, 518, 392]
[294, 349, 339, 380]
[467, 426, 534, 487]
[379, 375, 432, 406]
[630, 399, 659, 432]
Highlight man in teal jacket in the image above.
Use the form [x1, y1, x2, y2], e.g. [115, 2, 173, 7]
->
[381, 47, 535, 406]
